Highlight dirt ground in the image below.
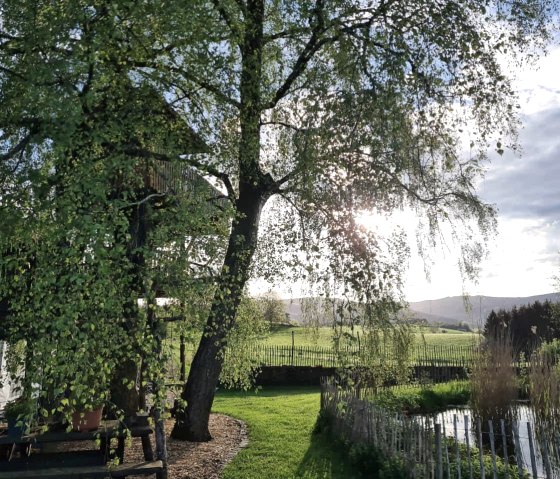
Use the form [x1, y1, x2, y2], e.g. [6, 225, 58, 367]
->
[126, 414, 248, 479]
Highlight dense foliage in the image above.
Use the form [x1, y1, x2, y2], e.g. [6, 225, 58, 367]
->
[1, 0, 558, 440]
[484, 301, 559, 354]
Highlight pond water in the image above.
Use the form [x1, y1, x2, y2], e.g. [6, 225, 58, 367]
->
[422, 404, 555, 478]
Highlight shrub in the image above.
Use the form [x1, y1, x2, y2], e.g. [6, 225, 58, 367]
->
[371, 380, 470, 414]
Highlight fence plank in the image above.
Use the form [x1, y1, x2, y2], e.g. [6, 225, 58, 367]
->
[435, 423, 443, 479]
[526, 422, 538, 479]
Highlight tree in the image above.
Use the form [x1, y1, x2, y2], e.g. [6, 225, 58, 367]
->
[258, 291, 286, 324]
[1, 0, 557, 442]
[484, 301, 558, 354]
[0, 0, 227, 441]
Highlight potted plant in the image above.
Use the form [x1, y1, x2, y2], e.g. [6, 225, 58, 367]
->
[3, 398, 33, 436]
[71, 403, 104, 432]
[68, 393, 107, 432]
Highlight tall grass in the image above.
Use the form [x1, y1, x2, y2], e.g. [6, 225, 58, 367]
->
[529, 344, 560, 429]
[470, 334, 517, 419]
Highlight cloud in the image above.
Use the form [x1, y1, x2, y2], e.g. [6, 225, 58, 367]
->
[481, 107, 560, 219]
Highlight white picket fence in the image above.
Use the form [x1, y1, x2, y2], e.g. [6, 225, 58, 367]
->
[320, 381, 560, 478]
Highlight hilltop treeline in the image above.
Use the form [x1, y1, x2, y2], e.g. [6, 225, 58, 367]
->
[484, 300, 559, 353]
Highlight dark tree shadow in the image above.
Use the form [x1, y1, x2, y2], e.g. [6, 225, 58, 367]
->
[295, 431, 362, 478]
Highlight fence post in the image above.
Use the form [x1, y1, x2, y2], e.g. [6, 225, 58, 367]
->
[541, 431, 552, 479]
[511, 421, 524, 479]
[488, 420, 498, 479]
[291, 330, 295, 366]
[477, 417, 485, 479]
[453, 414, 461, 479]
[526, 422, 538, 479]
[435, 423, 443, 479]
[465, 415, 473, 479]
[499, 419, 509, 479]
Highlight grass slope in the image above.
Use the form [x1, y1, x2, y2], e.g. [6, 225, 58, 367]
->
[263, 324, 477, 348]
[212, 387, 358, 479]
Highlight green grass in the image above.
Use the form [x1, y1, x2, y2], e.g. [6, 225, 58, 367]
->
[212, 387, 359, 479]
[263, 324, 478, 348]
[371, 380, 471, 414]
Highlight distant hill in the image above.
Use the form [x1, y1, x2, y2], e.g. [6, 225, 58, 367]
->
[409, 293, 560, 329]
[281, 293, 560, 329]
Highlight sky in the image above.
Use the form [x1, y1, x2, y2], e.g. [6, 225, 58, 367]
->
[403, 46, 560, 302]
[251, 45, 560, 303]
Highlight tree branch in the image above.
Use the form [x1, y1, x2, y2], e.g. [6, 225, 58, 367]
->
[124, 146, 237, 202]
[211, 0, 243, 43]
[0, 132, 34, 162]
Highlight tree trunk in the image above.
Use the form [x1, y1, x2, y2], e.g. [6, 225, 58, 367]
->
[172, 0, 266, 442]
[171, 189, 267, 441]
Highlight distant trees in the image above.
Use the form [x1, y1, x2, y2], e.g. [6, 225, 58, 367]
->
[484, 301, 559, 354]
[258, 292, 286, 325]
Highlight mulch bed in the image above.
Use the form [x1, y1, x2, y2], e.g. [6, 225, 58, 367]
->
[126, 414, 248, 479]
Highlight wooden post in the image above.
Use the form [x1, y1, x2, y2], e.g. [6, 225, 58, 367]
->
[488, 420, 498, 479]
[465, 415, 473, 479]
[291, 330, 295, 366]
[541, 432, 552, 479]
[435, 423, 443, 479]
[512, 421, 524, 479]
[477, 417, 485, 479]
[443, 419, 451, 478]
[454, 414, 461, 479]
[179, 333, 186, 382]
[526, 422, 538, 479]
[499, 419, 509, 479]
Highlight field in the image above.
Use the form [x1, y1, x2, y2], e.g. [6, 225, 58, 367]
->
[165, 324, 479, 374]
[261, 324, 478, 348]
[212, 387, 357, 479]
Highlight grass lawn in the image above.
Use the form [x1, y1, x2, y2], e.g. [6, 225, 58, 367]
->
[212, 387, 358, 479]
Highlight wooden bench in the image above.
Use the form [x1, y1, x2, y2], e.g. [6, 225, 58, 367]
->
[0, 420, 164, 478]
[0, 459, 163, 478]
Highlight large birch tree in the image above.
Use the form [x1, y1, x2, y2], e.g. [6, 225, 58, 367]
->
[1, 0, 557, 442]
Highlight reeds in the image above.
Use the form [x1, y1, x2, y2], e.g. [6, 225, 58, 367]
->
[470, 333, 517, 419]
[528, 346, 560, 429]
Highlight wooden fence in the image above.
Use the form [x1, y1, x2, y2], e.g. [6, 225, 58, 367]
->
[321, 380, 560, 478]
[243, 343, 476, 368]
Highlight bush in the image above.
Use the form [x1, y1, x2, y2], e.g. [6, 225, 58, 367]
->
[3, 398, 33, 419]
[348, 442, 407, 478]
[372, 380, 470, 414]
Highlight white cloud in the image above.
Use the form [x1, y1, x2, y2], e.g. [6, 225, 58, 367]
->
[403, 45, 560, 301]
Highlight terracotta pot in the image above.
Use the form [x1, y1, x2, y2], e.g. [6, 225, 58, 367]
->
[71, 406, 103, 432]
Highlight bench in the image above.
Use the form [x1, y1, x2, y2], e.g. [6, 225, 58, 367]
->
[0, 420, 164, 478]
[0, 460, 164, 478]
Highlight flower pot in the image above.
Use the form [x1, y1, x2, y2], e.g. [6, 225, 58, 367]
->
[71, 406, 103, 432]
[7, 416, 30, 437]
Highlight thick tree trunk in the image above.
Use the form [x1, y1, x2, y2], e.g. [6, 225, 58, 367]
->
[172, 0, 267, 442]
[171, 189, 267, 441]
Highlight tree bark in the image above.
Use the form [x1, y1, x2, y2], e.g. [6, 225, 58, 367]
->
[171, 0, 267, 441]
[171, 188, 267, 440]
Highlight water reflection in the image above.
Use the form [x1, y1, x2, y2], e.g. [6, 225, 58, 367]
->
[421, 404, 556, 477]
